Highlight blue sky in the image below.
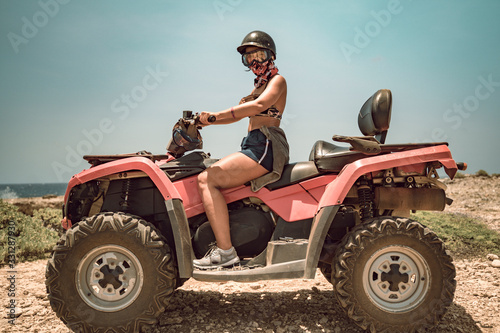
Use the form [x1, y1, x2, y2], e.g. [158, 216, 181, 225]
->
[1, 0, 499, 184]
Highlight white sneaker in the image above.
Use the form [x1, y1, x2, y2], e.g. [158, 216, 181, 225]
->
[193, 245, 240, 269]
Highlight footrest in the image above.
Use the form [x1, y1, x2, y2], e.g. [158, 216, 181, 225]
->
[266, 239, 308, 265]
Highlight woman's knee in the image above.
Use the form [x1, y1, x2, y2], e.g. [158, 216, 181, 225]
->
[198, 169, 219, 190]
[197, 170, 209, 188]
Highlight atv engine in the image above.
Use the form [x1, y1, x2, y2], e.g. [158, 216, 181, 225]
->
[193, 206, 274, 258]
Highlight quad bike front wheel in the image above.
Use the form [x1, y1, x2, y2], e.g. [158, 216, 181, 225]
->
[332, 217, 456, 332]
[318, 261, 333, 284]
[46, 212, 177, 333]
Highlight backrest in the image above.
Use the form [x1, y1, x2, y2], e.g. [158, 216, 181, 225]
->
[358, 89, 392, 144]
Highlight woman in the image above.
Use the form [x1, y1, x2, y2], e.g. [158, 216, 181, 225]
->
[193, 31, 289, 269]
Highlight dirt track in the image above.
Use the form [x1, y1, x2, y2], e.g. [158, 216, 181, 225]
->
[1, 176, 499, 332]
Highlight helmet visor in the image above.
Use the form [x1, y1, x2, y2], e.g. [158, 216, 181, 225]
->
[242, 49, 273, 67]
[173, 128, 201, 150]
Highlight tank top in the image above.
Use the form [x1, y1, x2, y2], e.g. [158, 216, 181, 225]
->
[239, 81, 282, 119]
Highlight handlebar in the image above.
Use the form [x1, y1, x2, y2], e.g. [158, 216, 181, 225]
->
[193, 114, 216, 126]
[181, 110, 216, 126]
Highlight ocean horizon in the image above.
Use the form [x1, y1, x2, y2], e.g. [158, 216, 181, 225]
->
[0, 183, 67, 199]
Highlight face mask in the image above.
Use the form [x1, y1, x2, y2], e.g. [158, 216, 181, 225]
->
[249, 59, 279, 88]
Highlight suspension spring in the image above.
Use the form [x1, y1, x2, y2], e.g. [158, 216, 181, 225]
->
[358, 182, 374, 221]
[119, 179, 134, 211]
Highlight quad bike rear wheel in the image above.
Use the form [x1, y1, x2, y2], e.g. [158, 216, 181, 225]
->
[332, 216, 456, 332]
[46, 212, 177, 333]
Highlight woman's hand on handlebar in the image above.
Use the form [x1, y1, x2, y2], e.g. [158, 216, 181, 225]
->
[198, 112, 217, 125]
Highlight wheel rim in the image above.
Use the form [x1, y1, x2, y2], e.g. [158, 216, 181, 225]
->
[76, 245, 144, 312]
[363, 245, 430, 313]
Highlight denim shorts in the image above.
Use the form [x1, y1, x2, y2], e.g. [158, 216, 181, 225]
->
[240, 129, 273, 172]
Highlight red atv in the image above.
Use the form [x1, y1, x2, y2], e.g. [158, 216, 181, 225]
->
[46, 89, 466, 332]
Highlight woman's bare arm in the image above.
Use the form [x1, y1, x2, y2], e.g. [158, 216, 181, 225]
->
[199, 75, 286, 125]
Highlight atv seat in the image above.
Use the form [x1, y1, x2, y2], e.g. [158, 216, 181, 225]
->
[265, 161, 322, 190]
[309, 140, 367, 172]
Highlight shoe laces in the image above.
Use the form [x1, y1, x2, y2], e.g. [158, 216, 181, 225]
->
[203, 242, 220, 258]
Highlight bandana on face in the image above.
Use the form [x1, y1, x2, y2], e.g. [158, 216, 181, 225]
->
[249, 59, 279, 88]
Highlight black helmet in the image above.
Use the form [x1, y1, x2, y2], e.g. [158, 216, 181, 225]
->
[237, 31, 276, 59]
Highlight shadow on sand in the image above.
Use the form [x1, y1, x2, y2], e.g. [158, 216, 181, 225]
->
[151, 288, 481, 333]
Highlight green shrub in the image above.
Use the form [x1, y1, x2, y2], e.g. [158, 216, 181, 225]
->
[412, 211, 500, 258]
[0, 200, 61, 264]
[454, 172, 466, 179]
[475, 169, 490, 177]
[33, 207, 65, 236]
[492, 173, 500, 178]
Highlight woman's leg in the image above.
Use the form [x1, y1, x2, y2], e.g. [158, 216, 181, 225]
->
[197, 152, 269, 250]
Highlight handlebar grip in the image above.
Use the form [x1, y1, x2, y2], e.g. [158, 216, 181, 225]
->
[207, 115, 216, 123]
